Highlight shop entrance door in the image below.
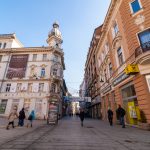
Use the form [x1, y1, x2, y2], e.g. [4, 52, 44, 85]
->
[121, 83, 141, 125]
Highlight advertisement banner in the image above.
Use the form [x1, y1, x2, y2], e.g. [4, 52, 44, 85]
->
[6, 55, 28, 79]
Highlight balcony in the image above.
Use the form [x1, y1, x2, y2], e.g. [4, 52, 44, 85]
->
[135, 42, 150, 65]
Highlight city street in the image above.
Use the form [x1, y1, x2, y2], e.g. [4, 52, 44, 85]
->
[0, 117, 150, 150]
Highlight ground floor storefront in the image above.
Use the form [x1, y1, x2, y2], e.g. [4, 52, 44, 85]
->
[101, 72, 150, 129]
[0, 96, 62, 119]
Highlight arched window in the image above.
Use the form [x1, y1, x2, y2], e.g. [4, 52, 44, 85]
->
[41, 68, 45, 77]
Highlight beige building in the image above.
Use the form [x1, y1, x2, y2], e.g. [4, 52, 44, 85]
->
[0, 22, 65, 119]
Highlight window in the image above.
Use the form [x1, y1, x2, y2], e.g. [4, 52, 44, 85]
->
[32, 54, 37, 61]
[109, 63, 113, 77]
[17, 83, 22, 92]
[131, 0, 141, 14]
[105, 43, 109, 54]
[3, 43, 6, 49]
[39, 83, 44, 92]
[53, 68, 57, 76]
[41, 68, 45, 77]
[28, 83, 33, 92]
[117, 47, 124, 65]
[54, 55, 58, 62]
[0, 100, 8, 114]
[138, 29, 150, 50]
[43, 54, 47, 61]
[6, 84, 11, 92]
[51, 83, 56, 93]
[114, 23, 119, 36]
[0, 43, 2, 49]
[0, 55, 2, 62]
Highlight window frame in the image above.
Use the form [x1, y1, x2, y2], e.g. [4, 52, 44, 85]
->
[43, 54, 47, 61]
[117, 47, 124, 66]
[6, 83, 11, 92]
[3, 43, 7, 49]
[41, 68, 45, 77]
[32, 54, 37, 61]
[130, 0, 142, 14]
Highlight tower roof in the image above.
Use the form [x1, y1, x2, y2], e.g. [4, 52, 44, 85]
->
[48, 21, 62, 39]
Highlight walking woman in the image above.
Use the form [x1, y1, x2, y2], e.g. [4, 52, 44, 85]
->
[79, 108, 85, 127]
[27, 110, 35, 127]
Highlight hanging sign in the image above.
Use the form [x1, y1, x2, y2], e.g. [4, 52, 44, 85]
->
[125, 64, 139, 75]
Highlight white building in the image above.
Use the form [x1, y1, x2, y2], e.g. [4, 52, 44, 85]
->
[0, 22, 65, 119]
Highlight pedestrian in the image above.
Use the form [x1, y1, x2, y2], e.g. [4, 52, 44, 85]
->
[27, 110, 35, 128]
[18, 108, 26, 126]
[6, 107, 18, 130]
[107, 107, 113, 126]
[116, 105, 126, 128]
[79, 108, 85, 127]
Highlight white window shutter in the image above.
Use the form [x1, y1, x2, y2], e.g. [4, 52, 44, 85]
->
[32, 83, 39, 92]
[10, 83, 17, 93]
[44, 83, 49, 92]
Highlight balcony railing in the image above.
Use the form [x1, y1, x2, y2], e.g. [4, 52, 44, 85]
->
[135, 41, 150, 58]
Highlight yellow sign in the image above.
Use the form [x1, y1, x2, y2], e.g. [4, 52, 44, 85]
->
[125, 64, 139, 75]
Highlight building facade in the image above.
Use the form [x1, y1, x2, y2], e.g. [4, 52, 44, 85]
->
[84, 0, 150, 128]
[84, 25, 103, 119]
[0, 22, 66, 119]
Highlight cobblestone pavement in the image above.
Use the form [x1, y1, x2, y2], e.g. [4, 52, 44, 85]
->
[0, 117, 150, 150]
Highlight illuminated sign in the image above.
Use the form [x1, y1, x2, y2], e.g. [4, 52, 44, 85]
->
[125, 64, 139, 75]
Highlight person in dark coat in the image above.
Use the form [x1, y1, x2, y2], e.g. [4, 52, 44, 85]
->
[116, 105, 126, 128]
[18, 108, 26, 126]
[79, 109, 85, 127]
[107, 107, 113, 126]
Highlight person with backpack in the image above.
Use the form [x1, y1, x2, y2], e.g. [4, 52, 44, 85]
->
[116, 105, 126, 128]
[27, 110, 35, 128]
[18, 108, 26, 126]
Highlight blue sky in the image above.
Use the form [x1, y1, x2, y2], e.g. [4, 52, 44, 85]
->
[0, 0, 111, 96]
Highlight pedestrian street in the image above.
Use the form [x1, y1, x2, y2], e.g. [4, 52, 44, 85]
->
[0, 117, 150, 150]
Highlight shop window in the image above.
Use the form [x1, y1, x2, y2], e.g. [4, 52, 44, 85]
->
[11, 99, 19, 112]
[24, 99, 31, 112]
[138, 29, 150, 50]
[3, 43, 6, 49]
[39, 83, 44, 92]
[0, 99, 8, 114]
[32, 54, 37, 61]
[35, 99, 42, 119]
[130, 0, 141, 14]
[6, 83, 11, 92]
[121, 84, 136, 100]
[43, 54, 47, 61]
[117, 47, 124, 66]
[0, 55, 2, 62]
[41, 68, 45, 77]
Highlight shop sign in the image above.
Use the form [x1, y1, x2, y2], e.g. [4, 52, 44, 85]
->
[113, 73, 129, 86]
[125, 64, 139, 75]
[101, 85, 111, 94]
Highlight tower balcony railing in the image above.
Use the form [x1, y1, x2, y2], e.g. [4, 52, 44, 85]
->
[135, 41, 150, 58]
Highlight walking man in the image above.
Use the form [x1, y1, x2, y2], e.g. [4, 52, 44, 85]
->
[18, 108, 26, 126]
[117, 105, 126, 128]
[107, 107, 113, 126]
[79, 108, 85, 127]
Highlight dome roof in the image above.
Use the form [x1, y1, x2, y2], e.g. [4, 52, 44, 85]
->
[48, 22, 62, 39]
